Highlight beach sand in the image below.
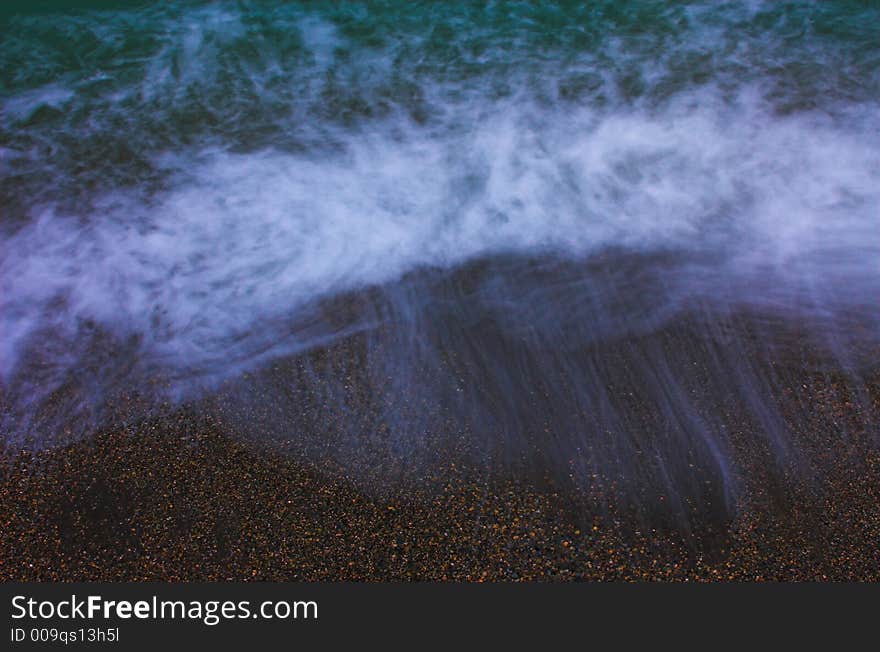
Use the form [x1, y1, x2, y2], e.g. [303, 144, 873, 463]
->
[2, 327, 878, 581]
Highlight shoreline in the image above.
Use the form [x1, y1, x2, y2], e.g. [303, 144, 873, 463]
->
[3, 371, 878, 581]
[4, 303, 880, 581]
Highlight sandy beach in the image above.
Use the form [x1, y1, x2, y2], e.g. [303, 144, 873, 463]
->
[3, 2, 879, 583]
[3, 317, 878, 582]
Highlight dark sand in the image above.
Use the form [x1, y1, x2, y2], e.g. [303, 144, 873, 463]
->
[2, 386, 878, 581]
[2, 311, 879, 582]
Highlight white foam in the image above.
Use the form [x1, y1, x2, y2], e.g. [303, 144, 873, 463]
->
[2, 90, 879, 386]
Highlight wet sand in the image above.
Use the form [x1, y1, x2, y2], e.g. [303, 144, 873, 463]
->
[2, 348, 878, 581]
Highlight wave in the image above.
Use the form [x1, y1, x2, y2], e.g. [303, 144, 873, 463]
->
[2, 1, 879, 524]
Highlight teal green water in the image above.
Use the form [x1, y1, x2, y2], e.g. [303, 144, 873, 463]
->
[3, 2, 878, 208]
